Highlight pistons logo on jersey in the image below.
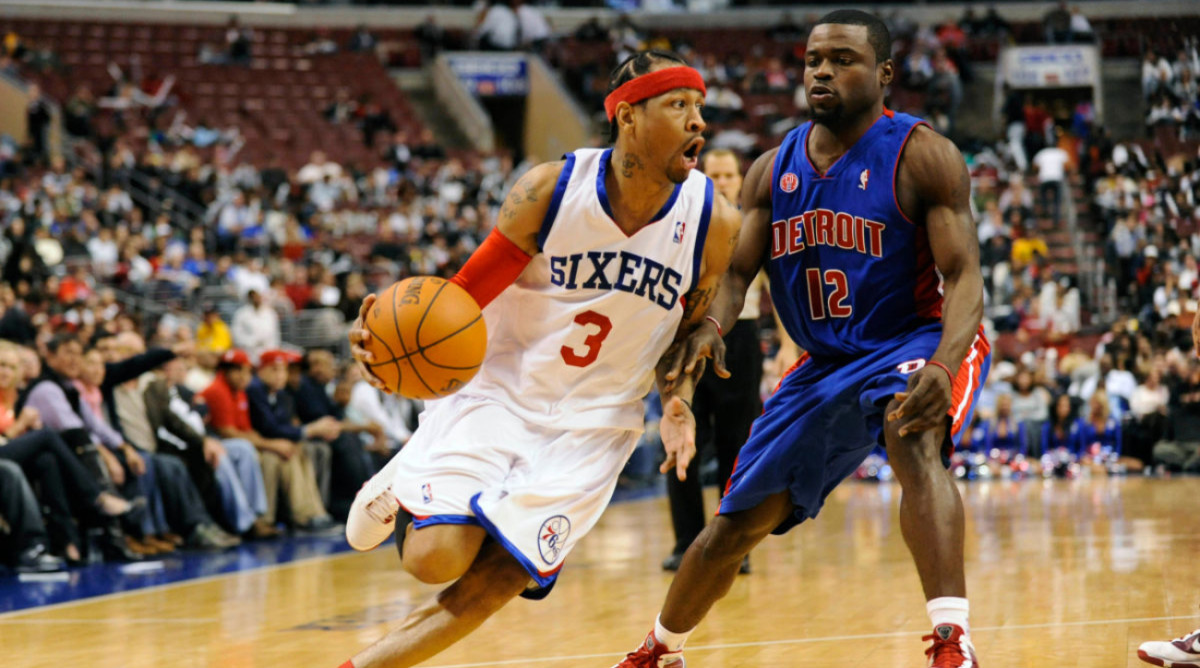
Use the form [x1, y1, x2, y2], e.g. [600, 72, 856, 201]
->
[780, 172, 799, 193]
[538, 515, 571, 565]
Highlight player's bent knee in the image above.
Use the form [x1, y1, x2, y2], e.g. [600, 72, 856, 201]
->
[700, 515, 766, 562]
[882, 399, 945, 472]
[403, 545, 474, 584]
[401, 525, 487, 584]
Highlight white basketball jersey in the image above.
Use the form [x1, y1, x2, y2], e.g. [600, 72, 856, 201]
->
[461, 147, 715, 431]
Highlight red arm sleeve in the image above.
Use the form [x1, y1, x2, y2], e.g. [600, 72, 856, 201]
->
[450, 227, 534, 309]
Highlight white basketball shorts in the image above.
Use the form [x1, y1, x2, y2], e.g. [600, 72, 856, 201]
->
[387, 393, 640, 589]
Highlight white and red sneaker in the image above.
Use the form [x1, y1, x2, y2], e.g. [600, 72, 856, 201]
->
[345, 472, 402, 552]
[924, 624, 979, 668]
[1138, 628, 1200, 667]
[611, 631, 685, 668]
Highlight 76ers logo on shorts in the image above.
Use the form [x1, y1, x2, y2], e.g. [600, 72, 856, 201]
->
[537, 515, 571, 565]
[779, 172, 799, 193]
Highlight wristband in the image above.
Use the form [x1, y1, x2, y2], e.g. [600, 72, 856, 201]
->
[705, 315, 723, 337]
[927, 360, 955, 384]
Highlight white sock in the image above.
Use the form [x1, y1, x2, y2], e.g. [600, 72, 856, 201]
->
[654, 615, 694, 652]
[926, 597, 970, 633]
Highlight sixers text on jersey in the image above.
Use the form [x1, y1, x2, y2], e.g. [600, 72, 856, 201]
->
[548, 250, 685, 311]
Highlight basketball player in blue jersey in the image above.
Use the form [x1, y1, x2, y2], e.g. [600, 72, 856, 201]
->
[333, 51, 742, 668]
[616, 10, 991, 668]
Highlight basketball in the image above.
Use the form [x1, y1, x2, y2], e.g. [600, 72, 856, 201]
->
[361, 276, 487, 399]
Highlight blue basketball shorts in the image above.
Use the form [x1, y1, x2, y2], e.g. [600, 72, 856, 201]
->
[718, 322, 991, 534]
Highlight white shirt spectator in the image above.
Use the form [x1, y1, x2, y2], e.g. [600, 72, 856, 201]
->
[230, 264, 270, 299]
[476, 3, 519, 50]
[1129, 383, 1169, 419]
[104, 188, 134, 216]
[87, 235, 119, 278]
[1033, 146, 1070, 184]
[1081, 369, 1137, 417]
[218, 196, 256, 236]
[231, 302, 280, 362]
[1069, 11, 1092, 37]
[516, 4, 550, 46]
[297, 154, 343, 185]
[127, 253, 153, 284]
[346, 381, 413, 448]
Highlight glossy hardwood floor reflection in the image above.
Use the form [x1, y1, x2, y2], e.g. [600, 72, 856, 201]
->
[4, 476, 1200, 668]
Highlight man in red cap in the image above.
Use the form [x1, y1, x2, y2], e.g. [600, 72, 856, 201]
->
[200, 349, 333, 533]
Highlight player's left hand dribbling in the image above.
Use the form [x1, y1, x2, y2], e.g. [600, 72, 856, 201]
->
[887, 366, 953, 438]
[349, 294, 391, 394]
[659, 396, 696, 481]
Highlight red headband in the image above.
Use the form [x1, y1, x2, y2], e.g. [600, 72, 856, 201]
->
[604, 66, 707, 122]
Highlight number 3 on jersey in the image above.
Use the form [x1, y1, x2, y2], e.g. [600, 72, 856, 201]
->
[805, 268, 852, 320]
[561, 310, 613, 367]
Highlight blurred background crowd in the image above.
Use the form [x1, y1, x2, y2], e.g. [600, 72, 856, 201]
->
[0, 1, 1198, 574]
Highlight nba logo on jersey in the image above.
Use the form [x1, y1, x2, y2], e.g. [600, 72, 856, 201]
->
[673, 220, 686, 244]
[538, 515, 571, 565]
[859, 169, 870, 190]
[421, 483, 433, 504]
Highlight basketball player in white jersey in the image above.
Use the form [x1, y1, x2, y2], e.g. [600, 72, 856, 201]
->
[333, 50, 741, 668]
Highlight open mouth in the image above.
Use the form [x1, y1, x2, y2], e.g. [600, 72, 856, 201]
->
[681, 137, 705, 169]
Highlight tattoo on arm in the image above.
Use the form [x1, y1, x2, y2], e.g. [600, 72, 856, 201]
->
[680, 286, 713, 325]
[620, 153, 644, 179]
[500, 185, 526, 221]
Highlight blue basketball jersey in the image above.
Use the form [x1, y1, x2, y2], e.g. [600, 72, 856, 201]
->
[768, 110, 939, 358]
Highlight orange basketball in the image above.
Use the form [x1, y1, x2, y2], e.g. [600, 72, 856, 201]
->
[361, 276, 487, 400]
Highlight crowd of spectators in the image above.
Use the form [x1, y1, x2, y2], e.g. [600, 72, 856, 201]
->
[4, 9, 1200, 577]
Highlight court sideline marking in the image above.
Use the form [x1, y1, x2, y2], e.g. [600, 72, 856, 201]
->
[0, 548, 364, 620]
[418, 613, 1200, 668]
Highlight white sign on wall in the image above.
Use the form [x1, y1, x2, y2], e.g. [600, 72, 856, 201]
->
[1002, 45, 1100, 89]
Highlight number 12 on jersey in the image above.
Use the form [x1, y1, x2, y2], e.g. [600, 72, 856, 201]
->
[560, 310, 613, 367]
[806, 268, 852, 320]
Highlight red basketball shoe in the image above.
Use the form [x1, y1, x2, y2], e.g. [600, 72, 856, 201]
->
[1138, 628, 1200, 667]
[924, 624, 979, 667]
[611, 632, 685, 668]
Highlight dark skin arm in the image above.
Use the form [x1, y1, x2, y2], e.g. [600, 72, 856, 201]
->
[654, 184, 743, 480]
[887, 126, 984, 436]
[659, 147, 778, 392]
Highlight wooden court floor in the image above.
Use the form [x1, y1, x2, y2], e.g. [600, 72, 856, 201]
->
[3, 476, 1199, 668]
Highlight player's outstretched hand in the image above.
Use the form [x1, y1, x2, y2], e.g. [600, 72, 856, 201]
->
[661, 320, 729, 393]
[887, 365, 953, 438]
[349, 294, 392, 394]
[659, 396, 697, 481]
